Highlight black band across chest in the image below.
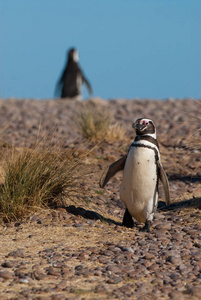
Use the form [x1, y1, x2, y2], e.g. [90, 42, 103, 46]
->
[134, 135, 159, 148]
[130, 137, 159, 162]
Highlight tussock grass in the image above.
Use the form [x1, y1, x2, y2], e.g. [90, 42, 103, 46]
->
[76, 102, 125, 141]
[0, 138, 86, 222]
[76, 103, 110, 140]
[106, 123, 126, 141]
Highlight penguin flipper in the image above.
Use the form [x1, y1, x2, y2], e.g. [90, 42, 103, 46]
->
[99, 155, 127, 188]
[82, 74, 92, 95]
[54, 69, 65, 97]
[158, 161, 170, 205]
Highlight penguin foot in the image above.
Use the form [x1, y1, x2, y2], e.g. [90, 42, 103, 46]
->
[122, 209, 134, 228]
[140, 220, 151, 232]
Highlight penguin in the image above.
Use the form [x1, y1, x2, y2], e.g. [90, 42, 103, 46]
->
[99, 118, 170, 232]
[55, 48, 92, 99]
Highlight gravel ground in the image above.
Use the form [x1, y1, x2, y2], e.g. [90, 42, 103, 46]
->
[0, 97, 200, 299]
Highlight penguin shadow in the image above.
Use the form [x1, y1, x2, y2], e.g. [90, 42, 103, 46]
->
[158, 197, 201, 211]
[161, 174, 201, 210]
[168, 174, 201, 184]
[64, 196, 201, 227]
[65, 205, 122, 226]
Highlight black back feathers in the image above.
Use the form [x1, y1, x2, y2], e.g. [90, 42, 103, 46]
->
[55, 48, 92, 99]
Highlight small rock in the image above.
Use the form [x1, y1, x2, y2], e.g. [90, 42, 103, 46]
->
[46, 268, 61, 276]
[144, 254, 155, 260]
[123, 247, 134, 253]
[187, 286, 201, 297]
[154, 212, 165, 219]
[0, 271, 13, 279]
[73, 223, 83, 228]
[1, 261, 13, 268]
[106, 277, 122, 284]
[166, 255, 181, 265]
[32, 270, 46, 280]
[168, 291, 185, 300]
[75, 265, 84, 271]
[29, 215, 41, 223]
[94, 284, 109, 293]
[169, 272, 180, 281]
[106, 265, 120, 274]
[18, 277, 30, 284]
[55, 280, 68, 291]
[155, 222, 171, 230]
[151, 278, 163, 286]
[7, 249, 25, 258]
[193, 242, 201, 248]
[50, 294, 66, 300]
[171, 232, 183, 240]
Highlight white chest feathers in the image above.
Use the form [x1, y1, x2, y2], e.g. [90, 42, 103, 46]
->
[120, 145, 158, 223]
[76, 74, 82, 93]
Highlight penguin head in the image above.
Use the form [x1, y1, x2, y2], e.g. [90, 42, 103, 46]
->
[132, 118, 156, 137]
[68, 48, 79, 62]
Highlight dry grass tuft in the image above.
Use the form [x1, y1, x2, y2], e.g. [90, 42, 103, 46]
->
[107, 123, 126, 141]
[76, 103, 110, 140]
[76, 102, 125, 141]
[0, 137, 87, 223]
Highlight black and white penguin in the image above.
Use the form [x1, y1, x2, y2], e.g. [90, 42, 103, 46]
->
[99, 118, 170, 232]
[55, 48, 92, 99]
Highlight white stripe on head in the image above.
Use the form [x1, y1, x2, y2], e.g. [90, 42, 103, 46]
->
[73, 50, 79, 62]
[145, 132, 156, 138]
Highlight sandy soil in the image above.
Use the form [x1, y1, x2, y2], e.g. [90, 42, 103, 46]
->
[0, 98, 200, 300]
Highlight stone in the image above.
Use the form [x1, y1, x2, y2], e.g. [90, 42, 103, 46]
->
[7, 249, 25, 258]
[0, 271, 13, 280]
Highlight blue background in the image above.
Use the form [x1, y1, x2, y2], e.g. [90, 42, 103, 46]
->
[1, 1, 201, 99]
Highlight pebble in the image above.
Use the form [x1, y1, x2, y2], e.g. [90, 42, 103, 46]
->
[166, 255, 181, 265]
[143, 253, 155, 260]
[1, 261, 14, 268]
[168, 291, 185, 300]
[55, 280, 68, 291]
[151, 278, 163, 286]
[106, 277, 122, 284]
[154, 212, 165, 219]
[0, 271, 13, 279]
[18, 277, 30, 284]
[155, 222, 171, 230]
[122, 247, 135, 253]
[7, 249, 26, 258]
[46, 268, 61, 277]
[32, 270, 46, 280]
[187, 286, 201, 297]
[94, 284, 109, 293]
[94, 270, 102, 276]
[106, 265, 120, 274]
[171, 232, 183, 240]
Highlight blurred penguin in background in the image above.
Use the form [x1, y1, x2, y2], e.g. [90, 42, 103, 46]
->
[55, 48, 92, 100]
